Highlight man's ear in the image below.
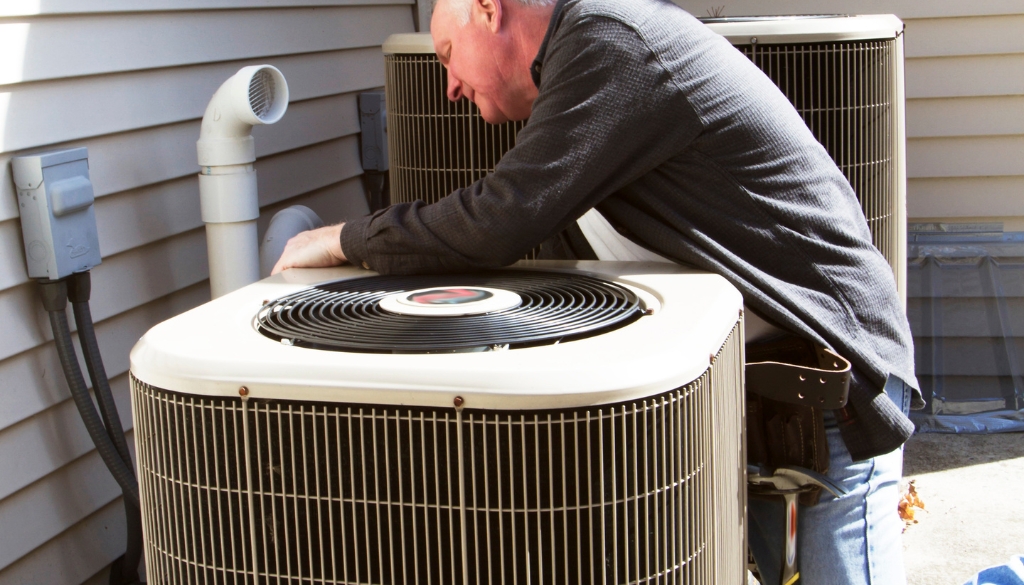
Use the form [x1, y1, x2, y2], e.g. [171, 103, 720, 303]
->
[474, 0, 502, 33]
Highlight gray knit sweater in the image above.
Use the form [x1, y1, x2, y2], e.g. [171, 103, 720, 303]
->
[342, 0, 919, 458]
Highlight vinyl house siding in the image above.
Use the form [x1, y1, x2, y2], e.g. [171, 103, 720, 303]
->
[0, 2, 414, 583]
[672, 0, 1024, 229]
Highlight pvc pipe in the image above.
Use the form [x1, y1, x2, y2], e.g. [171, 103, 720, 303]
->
[206, 221, 260, 299]
[197, 65, 288, 298]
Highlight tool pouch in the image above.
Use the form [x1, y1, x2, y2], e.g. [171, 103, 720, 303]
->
[745, 335, 852, 506]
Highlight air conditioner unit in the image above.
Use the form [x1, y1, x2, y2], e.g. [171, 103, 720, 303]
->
[381, 16, 907, 298]
[702, 15, 908, 300]
[129, 261, 745, 584]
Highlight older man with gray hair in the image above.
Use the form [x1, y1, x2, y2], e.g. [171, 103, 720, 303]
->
[274, 0, 918, 583]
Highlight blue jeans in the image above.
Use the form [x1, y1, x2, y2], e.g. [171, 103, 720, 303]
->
[748, 375, 912, 585]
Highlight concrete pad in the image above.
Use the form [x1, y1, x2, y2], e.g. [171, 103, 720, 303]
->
[902, 431, 1024, 585]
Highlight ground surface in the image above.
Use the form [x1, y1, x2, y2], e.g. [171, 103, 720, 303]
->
[901, 431, 1024, 585]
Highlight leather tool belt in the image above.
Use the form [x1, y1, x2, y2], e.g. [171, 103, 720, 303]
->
[745, 334, 852, 506]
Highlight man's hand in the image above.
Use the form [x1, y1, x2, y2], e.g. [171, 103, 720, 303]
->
[271, 223, 348, 275]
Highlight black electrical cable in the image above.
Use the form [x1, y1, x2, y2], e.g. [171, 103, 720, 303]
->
[67, 273, 134, 474]
[66, 273, 145, 585]
[40, 280, 141, 510]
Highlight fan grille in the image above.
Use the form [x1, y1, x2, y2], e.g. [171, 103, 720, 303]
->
[255, 271, 644, 353]
[130, 325, 745, 585]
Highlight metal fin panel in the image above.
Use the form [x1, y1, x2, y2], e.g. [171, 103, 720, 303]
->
[384, 54, 525, 207]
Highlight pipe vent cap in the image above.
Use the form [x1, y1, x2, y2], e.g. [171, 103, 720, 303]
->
[245, 66, 288, 124]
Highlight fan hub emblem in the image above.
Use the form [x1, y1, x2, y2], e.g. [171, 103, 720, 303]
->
[379, 286, 521, 316]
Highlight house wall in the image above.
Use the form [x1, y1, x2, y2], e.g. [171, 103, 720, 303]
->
[0, 2, 414, 583]
[672, 0, 1024, 231]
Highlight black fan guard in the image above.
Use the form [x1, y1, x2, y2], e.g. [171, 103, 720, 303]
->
[255, 270, 646, 353]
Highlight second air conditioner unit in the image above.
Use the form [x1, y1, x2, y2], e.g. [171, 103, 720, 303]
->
[381, 15, 908, 298]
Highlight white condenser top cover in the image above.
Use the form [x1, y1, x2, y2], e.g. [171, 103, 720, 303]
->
[130, 261, 742, 410]
[701, 14, 903, 44]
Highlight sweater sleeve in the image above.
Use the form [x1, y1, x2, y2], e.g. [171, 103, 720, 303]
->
[342, 14, 704, 274]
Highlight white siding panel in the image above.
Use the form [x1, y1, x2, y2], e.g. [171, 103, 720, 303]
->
[0, 0, 410, 17]
[98, 134, 364, 263]
[908, 176, 1024, 219]
[905, 15, 1024, 58]
[0, 47, 386, 153]
[908, 136, 1024, 178]
[94, 180, 204, 262]
[0, 499, 129, 585]
[669, 1, 1024, 20]
[0, 282, 209, 433]
[257, 175, 370, 237]
[0, 374, 132, 503]
[87, 230, 209, 324]
[906, 54, 1024, 99]
[0, 436, 133, 571]
[0, 6, 412, 85]
[251, 92, 364, 170]
[907, 96, 1024, 138]
[0, 91, 365, 223]
[0, 284, 53, 369]
[0, 344, 69, 433]
[256, 135, 363, 207]
[0, 229, 208, 362]
[0, 219, 27, 291]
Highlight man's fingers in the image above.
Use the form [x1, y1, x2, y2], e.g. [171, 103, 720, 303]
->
[270, 223, 347, 275]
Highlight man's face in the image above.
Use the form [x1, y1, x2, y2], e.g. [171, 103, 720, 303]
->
[431, 0, 533, 124]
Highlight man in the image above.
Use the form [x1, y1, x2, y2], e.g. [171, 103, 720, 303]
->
[274, 0, 919, 582]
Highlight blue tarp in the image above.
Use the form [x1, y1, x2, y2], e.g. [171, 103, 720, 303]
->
[963, 555, 1024, 585]
[912, 409, 1024, 434]
[908, 227, 1024, 433]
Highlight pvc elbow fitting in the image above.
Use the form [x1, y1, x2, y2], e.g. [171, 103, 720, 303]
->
[197, 65, 289, 167]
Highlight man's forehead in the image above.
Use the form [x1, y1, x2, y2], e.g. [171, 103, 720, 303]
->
[430, 1, 458, 52]
[431, 0, 455, 22]
[431, 0, 471, 32]
[430, 15, 447, 52]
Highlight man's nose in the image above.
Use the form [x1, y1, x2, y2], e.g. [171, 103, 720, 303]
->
[446, 69, 463, 102]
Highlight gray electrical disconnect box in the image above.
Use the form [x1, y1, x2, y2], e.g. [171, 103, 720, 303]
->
[12, 147, 102, 280]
